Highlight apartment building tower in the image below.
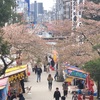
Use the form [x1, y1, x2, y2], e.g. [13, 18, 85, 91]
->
[56, 0, 85, 28]
[30, 1, 44, 24]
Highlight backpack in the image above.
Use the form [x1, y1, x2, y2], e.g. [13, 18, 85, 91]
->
[48, 77, 53, 83]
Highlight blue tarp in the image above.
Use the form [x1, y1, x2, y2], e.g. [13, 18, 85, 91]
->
[0, 85, 8, 100]
[64, 64, 87, 79]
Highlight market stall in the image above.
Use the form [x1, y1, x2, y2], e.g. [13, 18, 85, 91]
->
[62, 65, 88, 93]
[62, 64, 97, 99]
[63, 65, 87, 81]
[0, 65, 27, 99]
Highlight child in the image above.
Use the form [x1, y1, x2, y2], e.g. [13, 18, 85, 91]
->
[61, 96, 65, 100]
[47, 74, 53, 90]
[72, 92, 78, 100]
[54, 87, 61, 100]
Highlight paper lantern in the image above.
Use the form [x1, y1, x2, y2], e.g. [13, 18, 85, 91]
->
[27, 72, 30, 76]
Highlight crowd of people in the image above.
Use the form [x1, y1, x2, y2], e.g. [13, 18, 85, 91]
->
[31, 55, 94, 100]
[31, 55, 68, 100]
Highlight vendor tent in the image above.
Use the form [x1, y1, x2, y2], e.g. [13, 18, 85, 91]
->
[64, 65, 87, 79]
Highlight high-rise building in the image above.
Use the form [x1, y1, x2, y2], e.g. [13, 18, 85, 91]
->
[34, 1, 38, 23]
[30, 1, 44, 24]
[63, 0, 71, 19]
[55, 0, 85, 28]
[38, 3, 44, 14]
[16, 0, 29, 22]
[71, 0, 85, 29]
[16, 0, 25, 14]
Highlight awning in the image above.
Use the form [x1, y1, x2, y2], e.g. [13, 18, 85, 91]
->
[0, 78, 8, 90]
[0, 78, 8, 86]
[64, 66, 88, 79]
[0, 65, 27, 79]
[8, 71, 26, 83]
[67, 66, 87, 74]
[65, 77, 73, 82]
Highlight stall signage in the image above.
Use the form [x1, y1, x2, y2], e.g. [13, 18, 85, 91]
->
[66, 77, 73, 82]
[9, 71, 26, 83]
[66, 69, 87, 79]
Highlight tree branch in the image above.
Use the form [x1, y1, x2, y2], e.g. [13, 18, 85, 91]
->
[81, 32, 100, 56]
[0, 56, 13, 76]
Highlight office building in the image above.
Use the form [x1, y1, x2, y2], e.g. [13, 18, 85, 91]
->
[16, 0, 29, 22]
[55, 0, 85, 27]
[38, 3, 44, 14]
[30, 1, 44, 24]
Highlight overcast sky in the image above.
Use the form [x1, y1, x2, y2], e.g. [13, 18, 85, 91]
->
[30, 0, 55, 10]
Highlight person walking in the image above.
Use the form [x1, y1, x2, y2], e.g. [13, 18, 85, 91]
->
[18, 93, 25, 100]
[18, 90, 25, 100]
[54, 87, 61, 100]
[44, 55, 49, 72]
[72, 92, 78, 100]
[54, 69, 58, 81]
[36, 66, 42, 82]
[61, 96, 66, 100]
[78, 92, 82, 100]
[34, 64, 37, 74]
[20, 79, 25, 93]
[47, 74, 53, 90]
[46, 63, 50, 73]
[62, 82, 68, 97]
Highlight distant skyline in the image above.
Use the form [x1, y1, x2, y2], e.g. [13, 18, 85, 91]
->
[30, 0, 55, 11]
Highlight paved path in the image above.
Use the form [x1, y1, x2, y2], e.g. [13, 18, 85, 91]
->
[24, 68, 72, 100]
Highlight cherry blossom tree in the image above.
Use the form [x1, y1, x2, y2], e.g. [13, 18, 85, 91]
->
[44, 20, 72, 36]
[3, 24, 50, 65]
[83, 1, 100, 21]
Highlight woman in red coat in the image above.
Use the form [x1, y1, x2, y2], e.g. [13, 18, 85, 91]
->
[78, 94, 82, 100]
[89, 92, 94, 100]
[77, 89, 82, 100]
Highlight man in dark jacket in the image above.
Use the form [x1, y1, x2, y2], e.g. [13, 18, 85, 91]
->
[18, 93, 25, 100]
[20, 79, 25, 93]
[54, 87, 61, 100]
[36, 66, 42, 82]
[62, 82, 68, 97]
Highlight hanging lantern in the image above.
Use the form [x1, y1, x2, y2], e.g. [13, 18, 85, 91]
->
[27, 72, 30, 76]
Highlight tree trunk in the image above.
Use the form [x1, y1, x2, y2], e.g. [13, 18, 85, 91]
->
[57, 63, 64, 82]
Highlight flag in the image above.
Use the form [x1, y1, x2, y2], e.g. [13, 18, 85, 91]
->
[25, 0, 30, 16]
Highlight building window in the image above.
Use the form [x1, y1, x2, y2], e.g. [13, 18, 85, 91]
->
[79, 0, 83, 4]
[73, 7, 76, 10]
[79, 11, 81, 15]
[73, 12, 76, 15]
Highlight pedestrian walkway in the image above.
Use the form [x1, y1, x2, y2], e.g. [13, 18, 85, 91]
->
[24, 68, 72, 100]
